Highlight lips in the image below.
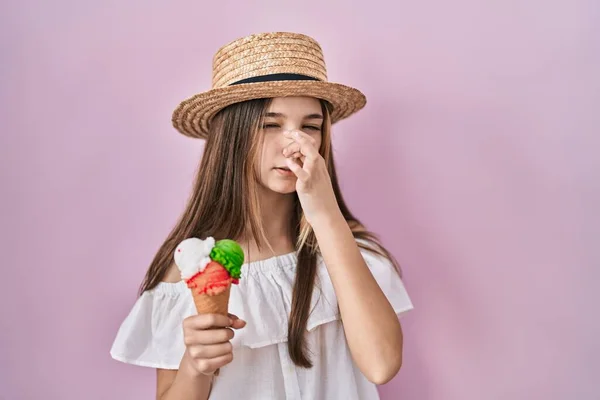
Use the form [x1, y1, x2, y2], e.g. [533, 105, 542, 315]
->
[274, 166, 295, 177]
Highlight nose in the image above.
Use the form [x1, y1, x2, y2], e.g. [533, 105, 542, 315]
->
[279, 128, 295, 145]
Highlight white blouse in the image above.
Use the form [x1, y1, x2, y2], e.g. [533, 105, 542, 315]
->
[110, 243, 414, 399]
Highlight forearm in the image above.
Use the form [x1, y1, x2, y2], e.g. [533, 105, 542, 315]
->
[312, 210, 403, 384]
[159, 352, 212, 400]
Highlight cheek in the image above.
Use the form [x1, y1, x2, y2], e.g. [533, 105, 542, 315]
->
[258, 138, 281, 170]
[312, 132, 323, 150]
[316, 136, 323, 149]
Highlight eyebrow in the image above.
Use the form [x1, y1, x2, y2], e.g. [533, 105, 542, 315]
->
[265, 112, 323, 120]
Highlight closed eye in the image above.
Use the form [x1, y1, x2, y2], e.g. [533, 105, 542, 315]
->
[303, 126, 321, 131]
[263, 123, 280, 129]
[262, 123, 321, 132]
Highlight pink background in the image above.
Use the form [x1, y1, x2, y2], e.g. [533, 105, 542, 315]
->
[2, 1, 599, 399]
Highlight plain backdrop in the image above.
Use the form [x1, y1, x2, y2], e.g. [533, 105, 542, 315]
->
[1, 0, 599, 399]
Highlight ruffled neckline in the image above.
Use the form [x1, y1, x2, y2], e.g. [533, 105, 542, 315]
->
[154, 251, 299, 295]
[111, 243, 412, 354]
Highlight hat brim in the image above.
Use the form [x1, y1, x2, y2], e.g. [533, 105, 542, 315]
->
[171, 80, 366, 139]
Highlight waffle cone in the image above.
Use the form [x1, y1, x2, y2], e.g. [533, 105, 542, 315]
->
[191, 284, 231, 316]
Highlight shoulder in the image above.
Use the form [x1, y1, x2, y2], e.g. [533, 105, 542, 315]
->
[162, 261, 183, 283]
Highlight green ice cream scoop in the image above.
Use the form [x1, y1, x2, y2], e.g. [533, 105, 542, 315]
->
[210, 239, 244, 280]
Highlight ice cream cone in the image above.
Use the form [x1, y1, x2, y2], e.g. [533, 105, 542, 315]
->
[190, 284, 231, 316]
[175, 237, 243, 316]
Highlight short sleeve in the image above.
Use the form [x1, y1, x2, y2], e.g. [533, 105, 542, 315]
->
[359, 242, 414, 316]
[109, 281, 196, 369]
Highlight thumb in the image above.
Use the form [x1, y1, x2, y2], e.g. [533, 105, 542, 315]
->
[228, 313, 247, 329]
[231, 318, 246, 329]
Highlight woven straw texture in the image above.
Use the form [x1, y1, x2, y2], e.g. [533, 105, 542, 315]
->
[171, 32, 366, 139]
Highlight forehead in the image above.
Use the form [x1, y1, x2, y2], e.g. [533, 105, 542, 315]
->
[267, 96, 322, 115]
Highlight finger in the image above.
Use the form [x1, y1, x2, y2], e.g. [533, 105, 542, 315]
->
[286, 130, 319, 167]
[189, 342, 233, 359]
[284, 130, 317, 156]
[284, 129, 314, 142]
[184, 313, 233, 330]
[227, 313, 247, 329]
[286, 157, 309, 181]
[283, 130, 319, 159]
[286, 132, 317, 169]
[282, 142, 301, 156]
[187, 328, 235, 345]
[286, 151, 304, 161]
[202, 353, 234, 372]
[230, 318, 247, 329]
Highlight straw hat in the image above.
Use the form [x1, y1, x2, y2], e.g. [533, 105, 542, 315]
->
[171, 32, 367, 139]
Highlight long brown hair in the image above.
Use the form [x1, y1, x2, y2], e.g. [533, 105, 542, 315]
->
[139, 97, 401, 368]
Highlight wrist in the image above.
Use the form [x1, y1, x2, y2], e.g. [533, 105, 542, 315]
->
[309, 206, 346, 233]
[180, 351, 213, 381]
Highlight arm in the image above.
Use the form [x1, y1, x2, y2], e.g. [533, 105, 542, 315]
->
[283, 129, 404, 384]
[312, 211, 404, 384]
[156, 352, 212, 400]
[157, 267, 213, 400]
[156, 265, 244, 399]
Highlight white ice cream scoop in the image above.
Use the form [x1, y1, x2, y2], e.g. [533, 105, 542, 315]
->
[174, 237, 216, 280]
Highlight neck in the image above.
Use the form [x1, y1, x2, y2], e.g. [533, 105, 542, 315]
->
[240, 186, 296, 261]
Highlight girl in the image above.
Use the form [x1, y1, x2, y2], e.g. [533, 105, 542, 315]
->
[110, 32, 413, 400]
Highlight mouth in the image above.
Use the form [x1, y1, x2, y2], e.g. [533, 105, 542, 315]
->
[274, 166, 295, 176]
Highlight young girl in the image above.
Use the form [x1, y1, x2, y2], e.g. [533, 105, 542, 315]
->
[110, 32, 413, 400]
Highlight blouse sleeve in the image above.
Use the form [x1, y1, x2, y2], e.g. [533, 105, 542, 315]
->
[109, 281, 196, 369]
[358, 240, 414, 316]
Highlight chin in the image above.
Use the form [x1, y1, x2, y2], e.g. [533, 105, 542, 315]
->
[262, 180, 296, 195]
[270, 184, 296, 195]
